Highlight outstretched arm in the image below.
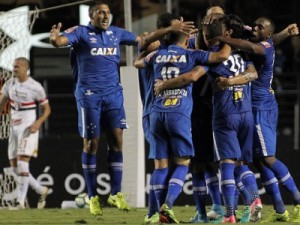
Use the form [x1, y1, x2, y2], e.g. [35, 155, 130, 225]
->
[216, 36, 265, 55]
[137, 17, 197, 50]
[154, 66, 207, 95]
[216, 64, 257, 89]
[273, 23, 299, 46]
[207, 43, 231, 63]
[50, 22, 69, 47]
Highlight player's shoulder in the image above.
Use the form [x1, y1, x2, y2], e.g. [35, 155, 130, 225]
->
[259, 39, 273, 48]
[27, 77, 44, 89]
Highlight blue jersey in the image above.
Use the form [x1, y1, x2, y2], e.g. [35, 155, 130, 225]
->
[138, 46, 162, 117]
[144, 45, 209, 117]
[250, 39, 277, 111]
[62, 23, 137, 99]
[208, 46, 253, 118]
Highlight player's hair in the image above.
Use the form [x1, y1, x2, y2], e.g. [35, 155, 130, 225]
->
[15, 57, 30, 69]
[202, 19, 223, 40]
[88, 1, 109, 19]
[156, 12, 179, 29]
[222, 14, 244, 39]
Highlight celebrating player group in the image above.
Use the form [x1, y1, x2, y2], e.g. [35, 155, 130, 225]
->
[2, 0, 298, 224]
[48, 0, 300, 223]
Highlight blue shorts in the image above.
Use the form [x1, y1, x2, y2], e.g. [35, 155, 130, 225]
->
[150, 112, 194, 159]
[213, 112, 253, 162]
[253, 108, 278, 157]
[191, 109, 214, 164]
[143, 114, 156, 159]
[76, 90, 127, 138]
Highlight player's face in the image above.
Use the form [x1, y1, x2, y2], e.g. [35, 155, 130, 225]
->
[251, 18, 271, 42]
[91, 4, 111, 30]
[13, 60, 28, 80]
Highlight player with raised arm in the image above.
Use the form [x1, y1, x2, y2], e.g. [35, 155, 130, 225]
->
[0, 57, 51, 209]
[49, 0, 196, 216]
[140, 13, 180, 224]
[215, 17, 300, 223]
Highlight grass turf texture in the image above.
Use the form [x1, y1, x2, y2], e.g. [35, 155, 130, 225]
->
[0, 205, 296, 225]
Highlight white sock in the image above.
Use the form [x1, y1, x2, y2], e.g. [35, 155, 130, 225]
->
[17, 161, 30, 205]
[29, 173, 44, 195]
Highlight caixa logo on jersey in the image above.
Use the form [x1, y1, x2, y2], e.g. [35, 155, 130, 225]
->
[90, 47, 117, 56]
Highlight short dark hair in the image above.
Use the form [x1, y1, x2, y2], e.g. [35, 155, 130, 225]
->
[156, 12, 179, 29]
[88, 1, 109, 18]
[222, 14, 244, 39]
[15, 57, 30, 69]
[202, 19, 223, 40]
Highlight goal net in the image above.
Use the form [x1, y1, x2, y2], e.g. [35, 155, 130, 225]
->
[0, 168, 18, 208]
[0, 6, 38, 140]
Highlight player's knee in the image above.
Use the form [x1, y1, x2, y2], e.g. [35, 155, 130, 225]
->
[83, 138, 99, 153]
[17, 160, 29, 176]
[263, 156, 276, 167]
[174, 157, 190, 166]
[154, 158, 168, 169]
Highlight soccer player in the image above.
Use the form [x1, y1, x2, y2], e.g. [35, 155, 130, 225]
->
[215, 17, 300, 223]
[141, 12, 184, 224]
[0, 57, 51, 209]
[49, 0, 196, 216]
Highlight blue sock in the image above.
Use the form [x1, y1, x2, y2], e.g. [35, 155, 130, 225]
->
[153, 168, 169, 209]
[192, 172, 207, 215]
[235, 165, 260, 202]
[108, 150, 123, 195]
[165, 165, 189, 208]
[234, 189, 240, 211]
[220, 163, 236, 217]
[235, 175, 251, 206]
[81, 151, 97, 198]
[205, 170, 222, 206]
[271, 160, 300, 204]
[148, 171, 158, 217]
[260, 165, 285, 213]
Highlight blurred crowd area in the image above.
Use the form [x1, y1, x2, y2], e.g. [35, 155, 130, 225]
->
[1, 0, 299, 75]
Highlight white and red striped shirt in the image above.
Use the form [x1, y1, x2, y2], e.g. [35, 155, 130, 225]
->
[1, 77, 48, 124]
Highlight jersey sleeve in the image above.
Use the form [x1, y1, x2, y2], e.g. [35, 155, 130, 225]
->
[62, 25, 82, 46]
[33, 82, 48, 105]
[143, 50, 157, 67]
[118, 27, 138, 46]
[191, 50, 210, 65]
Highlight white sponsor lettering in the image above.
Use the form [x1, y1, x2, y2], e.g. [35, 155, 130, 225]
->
[91, 48, 117, 55]
[156, 55, 187, 63]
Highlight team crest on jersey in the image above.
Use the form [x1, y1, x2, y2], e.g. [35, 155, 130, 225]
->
[90, 37, 97, 43]
[64, 26, 78, 33]
[155, 55, 187, 63]
[90, 47, 117, 55]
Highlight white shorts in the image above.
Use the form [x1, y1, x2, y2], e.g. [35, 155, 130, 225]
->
[8, 121, 39, 160]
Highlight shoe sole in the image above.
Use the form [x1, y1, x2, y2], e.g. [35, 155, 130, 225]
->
[250, 205, 262, 222]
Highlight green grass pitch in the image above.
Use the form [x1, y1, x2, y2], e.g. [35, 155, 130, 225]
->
[0, 205, 296, 225]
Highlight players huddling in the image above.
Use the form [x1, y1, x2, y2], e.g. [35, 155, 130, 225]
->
[47, 0, 300, 223]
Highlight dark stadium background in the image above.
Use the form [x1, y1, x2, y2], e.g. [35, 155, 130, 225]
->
[0, 0, 300, 208]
